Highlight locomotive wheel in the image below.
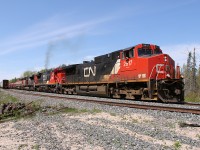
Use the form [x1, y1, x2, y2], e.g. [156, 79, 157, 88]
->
[134, 95, 142, 100]
[120, 94, 126, 99]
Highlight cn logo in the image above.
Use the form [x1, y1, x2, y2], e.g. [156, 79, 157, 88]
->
[156, 64, 164, 74]
[84, 66, 96, 77]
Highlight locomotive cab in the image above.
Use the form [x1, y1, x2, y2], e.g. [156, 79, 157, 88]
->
[115, 44, 184, 102]
[136, 44, 184, 102]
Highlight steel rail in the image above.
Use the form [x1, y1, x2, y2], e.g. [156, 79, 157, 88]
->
[7, 90, 200, 115]
[184, 102, 200, 107]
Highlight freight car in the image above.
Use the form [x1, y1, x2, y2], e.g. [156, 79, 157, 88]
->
[8, 43, 184, 103]
[0, 80, 9, 89]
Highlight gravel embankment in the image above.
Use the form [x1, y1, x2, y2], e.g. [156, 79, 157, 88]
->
[8, 89, 200, 110]
[0, 89, 200, 150]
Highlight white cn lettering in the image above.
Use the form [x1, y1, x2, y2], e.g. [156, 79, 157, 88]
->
[156, 64, 164, 74]
[84, 66, 96, 77]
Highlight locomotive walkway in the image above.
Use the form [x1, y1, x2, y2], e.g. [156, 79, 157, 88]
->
[7, 90, 200, 115]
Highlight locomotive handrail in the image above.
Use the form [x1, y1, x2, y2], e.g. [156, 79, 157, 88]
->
[148, 65, 156, 98]
[148, 64, 163, 95]
[156, 64, 164, 88]
[149, 65, 156, 81]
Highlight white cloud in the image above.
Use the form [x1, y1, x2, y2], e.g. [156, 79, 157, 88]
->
[0, 14, 112, 56]
[162, 43, 200, 67]
[83, 55, 95, 61]
[0, 70, 22, 81]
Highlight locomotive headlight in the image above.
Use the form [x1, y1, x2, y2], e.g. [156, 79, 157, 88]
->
[164, 56, 167, 62]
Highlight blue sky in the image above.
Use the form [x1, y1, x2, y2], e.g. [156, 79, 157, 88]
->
[0, 0, 200, 80]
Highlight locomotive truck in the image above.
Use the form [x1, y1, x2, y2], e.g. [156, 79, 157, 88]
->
[8, 43, 184, 103]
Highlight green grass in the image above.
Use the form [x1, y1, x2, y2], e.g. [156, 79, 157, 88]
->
[110, 112, 116, 116]
[91, 108, 102, 114]
[196, 134, 200, 139]
[0, 91, 102, 122]
[18, 144, 28, 150]
[185, 92, 200, 102]
[167, 122, 176, 129]
[132, 118, 139, 123]
[0, 92, 42, 122]
[61, 107, 80, 113]
[31, 144, 40, 150]
[59, 107, 101, 115]
[0, 92, 19, 104]
[173, 141, 181, 150]
[0, 104, 38, 122]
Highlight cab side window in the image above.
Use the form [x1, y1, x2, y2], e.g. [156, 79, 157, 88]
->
[122, 49, 134, 59]
[129, 50, 134, 58]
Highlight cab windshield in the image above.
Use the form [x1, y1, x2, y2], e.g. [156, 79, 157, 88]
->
[138, 48, 152, 57]
[154, 48, 162, 54]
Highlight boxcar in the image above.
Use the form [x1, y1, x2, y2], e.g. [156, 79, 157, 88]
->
[0, 80, 9, 89]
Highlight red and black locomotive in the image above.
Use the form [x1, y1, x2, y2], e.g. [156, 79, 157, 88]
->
[8, 43, 184, 103]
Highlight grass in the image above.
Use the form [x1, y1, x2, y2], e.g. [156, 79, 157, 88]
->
[18, 144, 28, 150]
[0, 103, 39, 122]
[110, 112, 116, 116]
[0, 91, 103, 123]
[59, 107, 102, 115]
[132, 118, 139, 123]
[185, 92, 200, 102]
[31, 144, 40, 150]
[167, 122, 176, 129]
[196, 134, 200, 139]
[0, 91, 42, 122]
[61, 107, 80, 113]
[91, 108, 102, 114]
[173, 141, 181, 150]
[0, 92, 19, 104]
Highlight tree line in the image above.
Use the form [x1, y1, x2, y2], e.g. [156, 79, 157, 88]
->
[182, 48, 200, 101]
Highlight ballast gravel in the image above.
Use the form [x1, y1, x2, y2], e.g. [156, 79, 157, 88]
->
[0, 89, 200, 150]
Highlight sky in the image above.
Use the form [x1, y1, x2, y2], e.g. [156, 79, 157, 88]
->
[0, 0, 200, 80]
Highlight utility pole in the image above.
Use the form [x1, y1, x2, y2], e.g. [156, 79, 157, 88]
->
[186, 51, 192, 93]
[191, 48, 197, 92]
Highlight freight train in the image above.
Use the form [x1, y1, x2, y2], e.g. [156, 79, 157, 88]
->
[7, 44, 184, 103]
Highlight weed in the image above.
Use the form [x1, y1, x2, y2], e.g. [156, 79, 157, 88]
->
[46, 107, 102, 116]
[0, 101, 42, 122]
[0, 93, 19, 104]
[173, 141, 181, 150]
[132, 119, 138, 123]
[110, 112, 116, 116]
[122, 116, 127, 120]
[196, 134, 200, 139]
[61, 107, 79, 113]
[31, 144, 40, 150]
[185, 92, 200, 102]
[31, 100, 42, 109]
[79, 109, 90, 113]
[90, 108, 102, 114]
[167, 122, 176, 129]
[18, 144, 28, 150]
[143, 119, 152, 124]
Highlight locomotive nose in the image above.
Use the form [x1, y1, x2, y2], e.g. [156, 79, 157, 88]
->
[163, 54, 175, 79]
[164, 55, 168, 62]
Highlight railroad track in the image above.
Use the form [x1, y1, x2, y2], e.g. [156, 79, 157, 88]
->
[183, 102, 200, 107]
[5, 90, 200, 115]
